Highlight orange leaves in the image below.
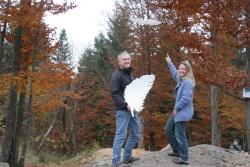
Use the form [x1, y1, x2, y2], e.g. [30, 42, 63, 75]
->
[47, 1, 77, 15]
[0, 0, 81, 156]
[31, 62, 75, 114]
[150, 0, 247, 92]
[1, 0, 76, 29]
[0, 73, 28, 94]
[59, 90, 83, 100]
[0, 61, 75, 116]
[34, 96, 61, 114]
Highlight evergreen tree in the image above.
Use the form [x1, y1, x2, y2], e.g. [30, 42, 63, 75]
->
[77, 47, 95, 74]
[78, 3, 132, 77]
[54, 29, 73, 68]
[78, 33, 112, 84]
[106, 2, 132, 57]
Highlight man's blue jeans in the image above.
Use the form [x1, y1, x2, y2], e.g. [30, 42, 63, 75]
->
[165, 115, 188, 161]
[112, 110, 141, 165]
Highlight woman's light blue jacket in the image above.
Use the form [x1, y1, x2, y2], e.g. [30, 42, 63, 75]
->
[167, 62, 194, 122]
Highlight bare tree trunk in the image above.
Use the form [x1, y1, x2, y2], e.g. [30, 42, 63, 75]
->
[246, 97, 250, 153]
[36, 110, 61, 154]
[69, 98, 78, 154]
[19, 31, 39, 167]
[0, 85, 18, 163]
[0, 26, 23, 166]
[210, 28, 221, 146]
[137, 118, 144, 148]
[62, 107, 67, 152]
[245, 0, 250, 154]
[10, 26, 25, 167]
[19, 85, 32, 167]
[138, 0, 151, 149]
[211, 85, 221, 146]
[186, 126, 193, 146]
[11, 92, 26, 167]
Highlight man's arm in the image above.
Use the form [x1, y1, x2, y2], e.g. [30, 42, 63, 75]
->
[110, 72, 128, 110]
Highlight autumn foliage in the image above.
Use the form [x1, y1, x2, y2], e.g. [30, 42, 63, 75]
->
[0, 1, 249, 166]
[72, 0, 248, 151]
[50, 0, 248, 152]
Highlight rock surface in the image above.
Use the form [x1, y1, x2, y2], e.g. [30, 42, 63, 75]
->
[82, 144, 250, 167]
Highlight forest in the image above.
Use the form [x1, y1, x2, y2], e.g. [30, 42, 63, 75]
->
[0, 0, 249, 166]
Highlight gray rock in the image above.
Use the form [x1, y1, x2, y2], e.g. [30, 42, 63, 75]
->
[84, 144, 250, 167]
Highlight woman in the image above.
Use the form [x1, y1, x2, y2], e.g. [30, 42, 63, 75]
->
[164, 54, 195, 165]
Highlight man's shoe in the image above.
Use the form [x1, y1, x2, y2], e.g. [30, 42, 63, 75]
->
[172, 158, 189, 165]
[167, 152, 179, 157]
[123, 157, 140, 164]
[111, 163, 120, 167]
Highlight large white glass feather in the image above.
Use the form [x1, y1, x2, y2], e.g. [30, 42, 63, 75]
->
[124, 74, 155, 117]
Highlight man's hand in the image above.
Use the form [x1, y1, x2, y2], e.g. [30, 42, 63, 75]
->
[165, 54, 171, 63]
[127, 104, 131, 112]
[173, 108, 177, 116]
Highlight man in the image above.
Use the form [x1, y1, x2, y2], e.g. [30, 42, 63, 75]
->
[110, 51, 141, 167]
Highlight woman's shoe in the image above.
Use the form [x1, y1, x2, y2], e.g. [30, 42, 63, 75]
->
[172, 158, 189, 165]
[123, 157, 140, 164]
[167, 152, 179, 157]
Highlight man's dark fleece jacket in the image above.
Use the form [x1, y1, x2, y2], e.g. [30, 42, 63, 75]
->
[110, 67, 133, 111]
